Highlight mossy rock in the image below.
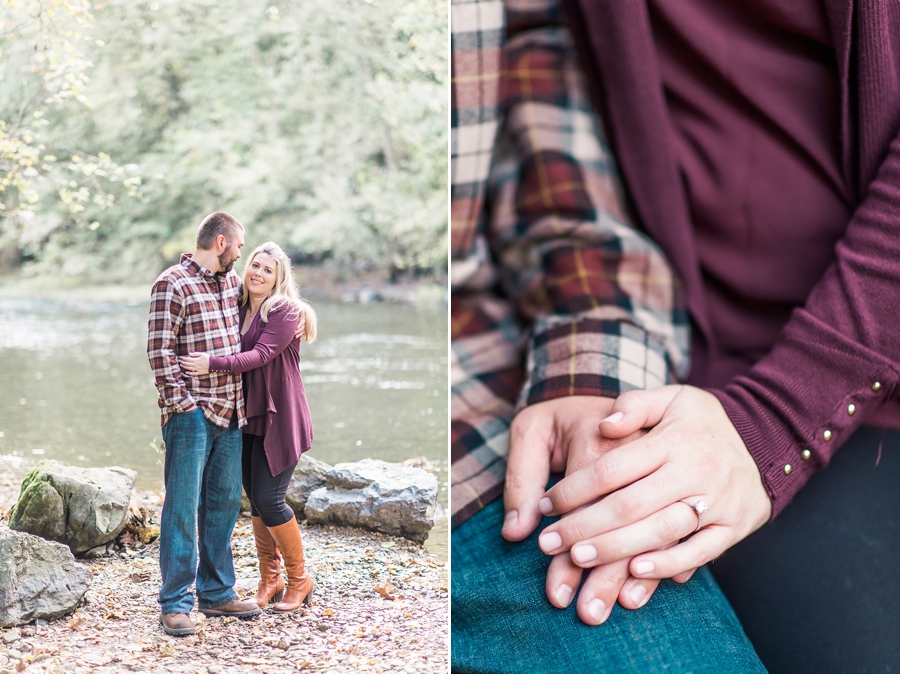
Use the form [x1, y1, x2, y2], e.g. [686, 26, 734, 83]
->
[9, 460, 136, 555]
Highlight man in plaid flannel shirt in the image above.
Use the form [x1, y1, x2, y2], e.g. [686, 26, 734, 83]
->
[148, 211, 261, 635]
[450, 1, 768, 670]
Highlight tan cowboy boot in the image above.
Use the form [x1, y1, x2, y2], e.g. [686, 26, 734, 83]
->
[267, 516, 314, 613]
[252, 516, 285, 607]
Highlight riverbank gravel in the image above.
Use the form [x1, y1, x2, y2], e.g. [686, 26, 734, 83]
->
[0, 466, 449, 674]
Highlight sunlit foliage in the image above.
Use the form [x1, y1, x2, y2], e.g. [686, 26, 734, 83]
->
[0, 0, 447, 280]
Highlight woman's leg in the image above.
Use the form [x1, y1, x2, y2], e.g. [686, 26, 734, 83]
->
[244, 433, 284, 607]
[247, 441, 312, 612]
[241, 433, 257, 516]
[711, 426, 900, 673]
[248, 439, 296, 528]
[452, 498, 767, 674]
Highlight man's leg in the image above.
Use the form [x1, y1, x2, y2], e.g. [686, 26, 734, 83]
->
[158, 408, 212, 614]
[195, 416, 243, 608]
[452, 499, 766, 674]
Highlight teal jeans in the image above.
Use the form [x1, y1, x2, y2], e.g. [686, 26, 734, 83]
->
[451, 498, 766, 674]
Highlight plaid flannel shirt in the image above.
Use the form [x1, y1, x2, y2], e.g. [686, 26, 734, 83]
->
[450, 0, 691, 528]
[147, 253, 246, 429]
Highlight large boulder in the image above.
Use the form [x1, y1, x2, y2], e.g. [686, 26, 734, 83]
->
[304, 459, 437, 543]
[285, 454, 332, 518]
[0, 526, 93, 628]
[9, 461, 136, 555]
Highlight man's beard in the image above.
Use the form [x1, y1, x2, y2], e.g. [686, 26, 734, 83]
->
[218, 250, 237, 273]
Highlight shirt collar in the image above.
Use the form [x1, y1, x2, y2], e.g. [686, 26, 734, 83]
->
[180, 252, 217, 279]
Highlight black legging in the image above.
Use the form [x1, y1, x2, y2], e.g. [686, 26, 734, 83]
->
[711, 426, 900, 673]
[241, 433, 297, 527]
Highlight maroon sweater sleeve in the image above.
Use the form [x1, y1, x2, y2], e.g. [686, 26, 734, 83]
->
[209, 306, 298, 374]
[712, 132, 900, 518]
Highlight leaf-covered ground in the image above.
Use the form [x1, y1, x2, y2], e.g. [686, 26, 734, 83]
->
[0, 466, 449, 673]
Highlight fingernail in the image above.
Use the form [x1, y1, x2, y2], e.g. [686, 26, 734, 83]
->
[554, 584, 574, 608]
[539, 531, 562, 553]
[571, 544, 597, 564]
[538, 497, 553, 515]
[600, 411, 624, 424]
[502, 510, 518, 531]
[629, 584, 648, 607]
[587, 598, 607, 623]
[634, 560, 655, 576]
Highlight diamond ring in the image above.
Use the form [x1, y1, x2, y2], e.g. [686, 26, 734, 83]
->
[678, 498, 708, 533]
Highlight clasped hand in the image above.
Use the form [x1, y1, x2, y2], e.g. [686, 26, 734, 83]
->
[502, 386, 772, 625]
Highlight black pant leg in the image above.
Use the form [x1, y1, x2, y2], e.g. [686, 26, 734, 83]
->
[711, 427, 900, 674]
[247, 434, 297, 527]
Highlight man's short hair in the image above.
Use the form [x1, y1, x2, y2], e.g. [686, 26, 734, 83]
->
[196, 212, 244, 250]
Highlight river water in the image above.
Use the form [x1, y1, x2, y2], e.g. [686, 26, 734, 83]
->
[0, 297, 448, 558]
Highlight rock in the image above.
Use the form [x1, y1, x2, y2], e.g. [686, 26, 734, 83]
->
[0, 526, 92, 628]
[304, 459, 437, 543]
[358, 287, 382, 304]
[285, 454, 332, 518]
[8, 460, 136, 555]
[1, 627, 20, 644]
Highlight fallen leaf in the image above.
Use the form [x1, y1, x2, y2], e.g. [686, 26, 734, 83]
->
[374, 582, 397, 600]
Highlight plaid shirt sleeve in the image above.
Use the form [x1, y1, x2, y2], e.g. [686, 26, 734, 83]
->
[450, 0, 689, 526]
[147, 277, 197, 414]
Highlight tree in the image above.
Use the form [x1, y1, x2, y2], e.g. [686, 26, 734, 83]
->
[0, 0, 141, 267]
[0, 0, 447, 281]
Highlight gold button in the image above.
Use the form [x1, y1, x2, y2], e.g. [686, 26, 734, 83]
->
[801, 449, 811, 460]
[783, 464, 792, 475]
[872, 381, 882, 391]
[823, 429, 833, 441]
[847, 404, 856, 416]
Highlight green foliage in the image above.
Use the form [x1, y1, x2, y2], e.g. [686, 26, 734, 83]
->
[0, 0, 447, 280]
[0, 1, 142, 240]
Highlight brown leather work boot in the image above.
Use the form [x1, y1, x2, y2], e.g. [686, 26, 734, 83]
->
[199, 597, 262, 618]
[159, 612, 194, 636]
[252, 515, 285, 607]
[267, 516, 314, 613]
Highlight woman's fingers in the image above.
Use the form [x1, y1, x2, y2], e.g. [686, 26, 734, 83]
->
[598, 385, 683, 439]
[564, 502, 701, 568]
[539, 437, 666, 517]
[629, 526, 732, 580]
[538, 465, 681, 554]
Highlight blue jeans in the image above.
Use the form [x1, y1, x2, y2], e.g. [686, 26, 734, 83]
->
[452, 498, 767, 674]
[158, 408, 243, 614]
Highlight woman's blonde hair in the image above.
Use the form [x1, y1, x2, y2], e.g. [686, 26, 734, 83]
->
[241, 241, 318, 343]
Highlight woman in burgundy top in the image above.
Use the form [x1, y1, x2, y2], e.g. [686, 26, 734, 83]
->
[181, 241, 317, 613]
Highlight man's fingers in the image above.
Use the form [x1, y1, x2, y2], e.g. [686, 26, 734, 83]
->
[629, 527, 731, 579]
[545, 552, 583, 609]
[598, 385, 683, 439]
[574, 558, 632, 625]
[616, 576, 661, 610]
[502, 415, 552, 541]
[672, 568, 697, 584]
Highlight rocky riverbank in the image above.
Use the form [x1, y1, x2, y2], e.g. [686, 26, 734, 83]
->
[0, 463, 448, 674]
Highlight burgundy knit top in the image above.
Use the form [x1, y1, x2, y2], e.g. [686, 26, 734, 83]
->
[566, 0, 900, 515]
